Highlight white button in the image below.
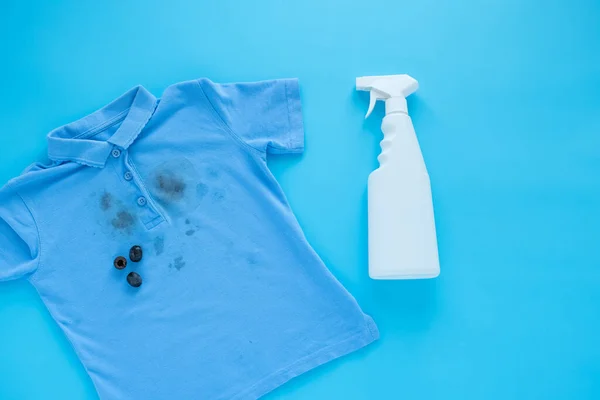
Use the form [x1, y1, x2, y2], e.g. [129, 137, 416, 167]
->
[112, 149, 121, 158]
[124, 171, 133, 181]
[137, 197, 147, 206]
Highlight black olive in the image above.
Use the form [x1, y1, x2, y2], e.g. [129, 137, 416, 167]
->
[129, 245, 143, 262]
[127, 272, 142, 287]
[114, 256, 127, 270]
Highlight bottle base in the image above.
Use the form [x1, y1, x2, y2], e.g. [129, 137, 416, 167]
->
[369, 269, 440, 280]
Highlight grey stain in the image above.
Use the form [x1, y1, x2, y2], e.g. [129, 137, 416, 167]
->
[100, 192, 112, 211]
[154, 236, 165, 256]
[170, 256, 186, 271]
[208, 167, 219, 179]
[156, 171, 187, 201]
[196, 183, 209, 199]
[185, 219, 190, 225]
[212, 190, 225, 202]
[185, 229, 195, 236]
[111, 210, 135, 231]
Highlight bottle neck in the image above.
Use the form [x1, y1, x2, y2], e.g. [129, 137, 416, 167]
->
[385, 97, 408, 115]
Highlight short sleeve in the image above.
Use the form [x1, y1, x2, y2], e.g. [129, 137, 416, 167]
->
[198, 78, 304, 155]
[0, 183, 40, 281]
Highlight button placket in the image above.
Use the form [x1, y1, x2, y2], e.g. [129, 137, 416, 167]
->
[109, 151, 165, 229]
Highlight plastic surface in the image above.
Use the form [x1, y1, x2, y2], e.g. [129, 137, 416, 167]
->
[357, 75, 440, 279]
[357, 75, 418, 118]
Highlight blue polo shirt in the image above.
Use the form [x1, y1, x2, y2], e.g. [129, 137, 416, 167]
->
[0, 79, 378, 400]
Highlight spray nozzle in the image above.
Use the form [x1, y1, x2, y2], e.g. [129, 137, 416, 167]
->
[356, 74, 419, 118]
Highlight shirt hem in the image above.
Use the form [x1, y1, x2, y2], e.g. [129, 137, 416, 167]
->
[226, 315, 379, 400]
[284, 78, 305, 152]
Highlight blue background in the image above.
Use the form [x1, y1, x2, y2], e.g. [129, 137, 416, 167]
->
[1, 0, 599, 399]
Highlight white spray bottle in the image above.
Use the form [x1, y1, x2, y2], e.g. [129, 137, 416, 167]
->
[356, 75, 440, 279]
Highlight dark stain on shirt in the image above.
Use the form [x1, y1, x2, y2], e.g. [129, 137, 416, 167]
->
[100, 192, 112, 211]
[155, 171, 186, 201]
[154, 236, 165, 256]
[169, 256, 186, 271]
[111, 210, 135, 232]
[185, 229, 195, 236]
[185, 218, 190, 225]
[208, 167, 219, 179]
[212, 190, 225, 202]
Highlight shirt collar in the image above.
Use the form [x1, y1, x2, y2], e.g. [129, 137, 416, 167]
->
[47, 86, 157, 168]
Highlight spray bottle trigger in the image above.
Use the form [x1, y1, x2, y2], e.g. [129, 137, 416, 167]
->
[365, 91, 377, 118]
[365, 89, 384, 119]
